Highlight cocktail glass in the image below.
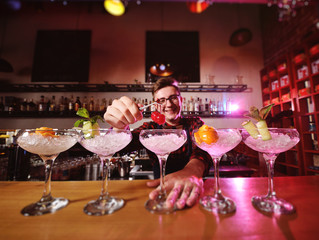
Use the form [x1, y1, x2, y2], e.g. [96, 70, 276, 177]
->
[139, 129, 187, 214]
[192, 128, 242, 214]
[79, 128, 132, 215]
[16, 129, 79, 216]
[241, 128, 300, 214]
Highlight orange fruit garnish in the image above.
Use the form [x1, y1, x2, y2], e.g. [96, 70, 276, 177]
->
[195, 125, 219, 145]
[35, 127, 56, 137]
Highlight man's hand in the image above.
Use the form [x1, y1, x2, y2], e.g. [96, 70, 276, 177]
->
[104, 96, 143, 129]
[146, 169, 204, 210]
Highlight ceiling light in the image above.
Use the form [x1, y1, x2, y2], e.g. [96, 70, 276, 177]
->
[186, 0, 211, 14]
[149, 64, 173, 77]
[104, 0, 126, 17]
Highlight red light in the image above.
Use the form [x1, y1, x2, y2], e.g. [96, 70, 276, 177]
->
[186, 1, 210, 14]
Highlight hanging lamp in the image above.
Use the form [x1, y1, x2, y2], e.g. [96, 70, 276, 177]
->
[104, 0, 125, 16]
[149, 64, 173, 77]
[186, 0, 210, 14]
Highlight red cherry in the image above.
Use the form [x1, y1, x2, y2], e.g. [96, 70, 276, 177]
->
[157, 113, 166, 125]
[151, 111, 165, 125]
[151, 111, 159, 121]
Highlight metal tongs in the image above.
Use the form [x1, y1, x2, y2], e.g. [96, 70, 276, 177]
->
[139, 101, 158, 111]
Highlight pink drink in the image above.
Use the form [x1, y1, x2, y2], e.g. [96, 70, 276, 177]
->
[139, 133, 186, 155]
[243, 132, 299, 154]
[17, 134, 78, 156]
[80, 132, 132, 156]
[196, 130, 242, 157]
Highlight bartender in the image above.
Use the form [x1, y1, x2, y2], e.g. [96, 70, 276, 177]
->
[104, 77, 211, 210]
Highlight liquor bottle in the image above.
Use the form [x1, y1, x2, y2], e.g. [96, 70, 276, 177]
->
[199, 98, 204, 114]
[27, 99, 36, 112]
[68, 95, 74, 111]
[182, 97, 188, 113]
[74, 96, 81, 111]
[38, 95, 45, 112]
[150, 98, 156, 112]
[213, 98, 218, 114]
[59, 96, 65, 112]
[217, 99, 223, 114]
[82, 96, 88, 110]
[188, 97, 194, 114]
[145, 98, 150, 112]
[20, 98, 28, 112]
[95, 98, 100, 111]
[209, 98, 215, 115]
[101, 98, 107, 111]
[89, 96, 95, 111]
[194, 97, 200, 114]
[49, 96, 56, 112]
[204, 98, 209, 115]
[8, 100, 14, 114]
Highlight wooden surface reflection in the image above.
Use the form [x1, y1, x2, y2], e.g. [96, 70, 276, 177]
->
[0, 176, 319, 240]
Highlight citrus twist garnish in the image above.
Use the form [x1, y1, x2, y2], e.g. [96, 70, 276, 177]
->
[194, 124, 219, 145]
[242, 104, 274, 140]
[35, 127, 57, 137]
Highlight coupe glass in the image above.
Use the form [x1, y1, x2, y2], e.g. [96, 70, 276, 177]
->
[241, 128, 300, 214]
[139, 129, 187, 214]
[79, 128, 132, 215]
[16, 129, 79, 216]
[192, 128, 242, 214]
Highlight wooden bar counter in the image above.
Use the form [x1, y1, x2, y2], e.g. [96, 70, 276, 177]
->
[1, 176, 319, 240]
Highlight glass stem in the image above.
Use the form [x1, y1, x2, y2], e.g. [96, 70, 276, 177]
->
[158, 154, 168, 200]
[213, 157, 224, 200]
[40, 159, 54, 203]
[263, 153, 278, 199]
[99, 156, 110, 200]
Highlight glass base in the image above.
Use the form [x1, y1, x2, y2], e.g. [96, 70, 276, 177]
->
[145, 199, 174, 214]
[251, 195, 296, 214]
[200, 195, 236, 214]
[84, 197, 124, 216]
[21, 197, 69, 216]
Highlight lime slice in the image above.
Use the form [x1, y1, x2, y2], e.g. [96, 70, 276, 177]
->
[256, 120, 272, 140]
[242, 120, 259, 139]
[83, 121, 100, 138]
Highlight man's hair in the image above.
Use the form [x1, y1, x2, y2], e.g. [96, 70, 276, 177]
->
[152, 77, 180, 96]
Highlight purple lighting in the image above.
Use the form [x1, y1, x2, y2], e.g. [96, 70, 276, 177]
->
[230, 103, 239, 112]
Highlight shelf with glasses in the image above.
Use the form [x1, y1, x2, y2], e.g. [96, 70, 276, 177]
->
[0, 83, 248, 93]
[260, 31, 319, 176]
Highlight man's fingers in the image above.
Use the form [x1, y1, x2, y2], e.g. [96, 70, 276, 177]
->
[175, 185, 193, 209]
[166, 184, 183, 208]
[120, 97, 143, 121]
[104, 96, 143, 128]
[185, 187, 202, 207]
[146, 179, 160, 188]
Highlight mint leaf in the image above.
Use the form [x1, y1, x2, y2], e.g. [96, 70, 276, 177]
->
[91, 115, 104, 125]
[76, 108, 90, 119]
[74, 119, 85, 127]
[259, 104, 274, 120]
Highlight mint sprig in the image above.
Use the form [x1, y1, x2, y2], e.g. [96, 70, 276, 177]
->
[74, 108, 104, 127]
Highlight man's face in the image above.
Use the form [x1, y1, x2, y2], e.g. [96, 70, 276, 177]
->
[154, 86, 182, 124]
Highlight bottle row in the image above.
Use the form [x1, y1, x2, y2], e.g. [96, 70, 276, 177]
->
[0, 95, 110, 113]
[0, 95, 238, 116]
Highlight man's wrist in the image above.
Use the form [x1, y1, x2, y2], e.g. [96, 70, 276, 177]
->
[184, 158, 206, 178]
